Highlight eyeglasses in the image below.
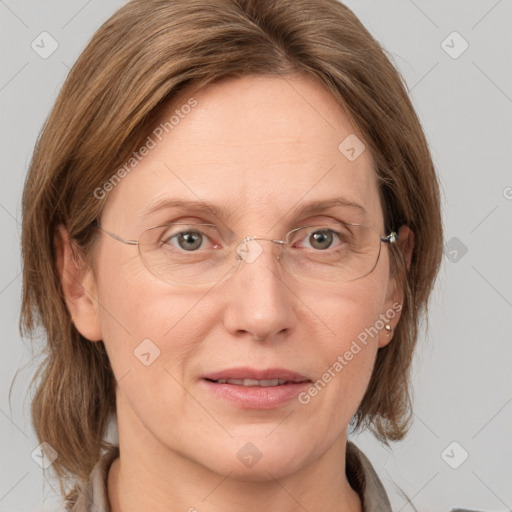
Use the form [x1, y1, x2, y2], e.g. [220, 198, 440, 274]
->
[96, 222, 398, 286]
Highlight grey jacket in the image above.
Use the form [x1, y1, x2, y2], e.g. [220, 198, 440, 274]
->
[68, 441, 392, 511]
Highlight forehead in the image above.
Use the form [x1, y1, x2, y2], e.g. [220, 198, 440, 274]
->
[101, 74, 382, 232]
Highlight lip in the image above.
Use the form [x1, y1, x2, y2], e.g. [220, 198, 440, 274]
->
[201, 367, 311, 409]
[202, 367, 310, 382]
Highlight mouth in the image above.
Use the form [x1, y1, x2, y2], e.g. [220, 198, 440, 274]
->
[201, 367, 311, 409]
[205, 378, 303, 387]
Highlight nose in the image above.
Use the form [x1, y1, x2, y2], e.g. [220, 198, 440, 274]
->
[222, 239, 297, 342]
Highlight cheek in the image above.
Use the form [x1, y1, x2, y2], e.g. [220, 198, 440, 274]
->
[299, 267, 390, 416]
[93, 246, 232, 422]
[93, 244, 202, 374]
[93, 259, 228, 453]
[309, 256, 389, 349]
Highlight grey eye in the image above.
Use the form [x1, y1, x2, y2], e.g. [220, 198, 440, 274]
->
[308, 230, 334, 250]
[178, 232, 203, 251]
[172, 231, 205, 251]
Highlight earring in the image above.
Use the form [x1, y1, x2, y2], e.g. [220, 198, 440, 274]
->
[385, 324, 393, 335]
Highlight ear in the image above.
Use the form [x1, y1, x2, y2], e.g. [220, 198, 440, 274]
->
[54, 225, 102, 342]
[378, 225, 414, 348]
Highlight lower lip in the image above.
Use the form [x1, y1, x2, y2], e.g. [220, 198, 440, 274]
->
[201, 379, 310, 409]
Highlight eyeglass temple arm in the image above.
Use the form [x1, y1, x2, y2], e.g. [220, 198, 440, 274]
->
[96, 224, 139, 246]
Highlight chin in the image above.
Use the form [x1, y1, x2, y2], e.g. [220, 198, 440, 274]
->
[197, 436, 314, 481]
[215, 454, 307, 482]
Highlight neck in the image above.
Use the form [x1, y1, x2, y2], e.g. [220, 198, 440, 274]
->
[108, 398, 362, 512]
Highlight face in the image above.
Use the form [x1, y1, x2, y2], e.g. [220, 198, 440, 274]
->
[74, 74, 401, 480]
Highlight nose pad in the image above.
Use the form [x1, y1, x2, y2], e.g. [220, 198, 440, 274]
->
[235, 237, 264, 264]
[235, 237, 285, 265]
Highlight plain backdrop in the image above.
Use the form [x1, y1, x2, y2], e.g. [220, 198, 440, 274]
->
[1, 1, 511, 511]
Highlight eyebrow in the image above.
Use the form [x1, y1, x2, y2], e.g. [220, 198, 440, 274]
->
[139, 197, 367, 223]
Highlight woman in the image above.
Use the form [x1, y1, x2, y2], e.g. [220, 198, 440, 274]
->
[20, 0, 442, 510]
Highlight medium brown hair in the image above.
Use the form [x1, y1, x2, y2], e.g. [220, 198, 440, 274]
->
[20, 0, 443, 499]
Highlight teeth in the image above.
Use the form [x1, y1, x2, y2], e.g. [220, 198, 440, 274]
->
[215, 378, 288, 387]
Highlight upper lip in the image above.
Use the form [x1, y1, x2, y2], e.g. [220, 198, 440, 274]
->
[202, 367, 311, 382]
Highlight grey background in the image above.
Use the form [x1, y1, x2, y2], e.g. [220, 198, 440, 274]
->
[1, 1, 511, 511]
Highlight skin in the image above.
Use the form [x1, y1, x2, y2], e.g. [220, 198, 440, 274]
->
[57, 73, 412, 511]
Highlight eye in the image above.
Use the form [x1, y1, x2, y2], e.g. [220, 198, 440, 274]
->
[309, 230, 334, 250]
[163, 228, 216, 252]
[304, 229, 337, 251]
[294, 227, 345, 251]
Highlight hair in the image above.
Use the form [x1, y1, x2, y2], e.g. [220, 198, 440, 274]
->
[20, 0, 443, 502]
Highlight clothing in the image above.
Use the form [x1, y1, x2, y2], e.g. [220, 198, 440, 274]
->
[68, 441, 392, 511]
